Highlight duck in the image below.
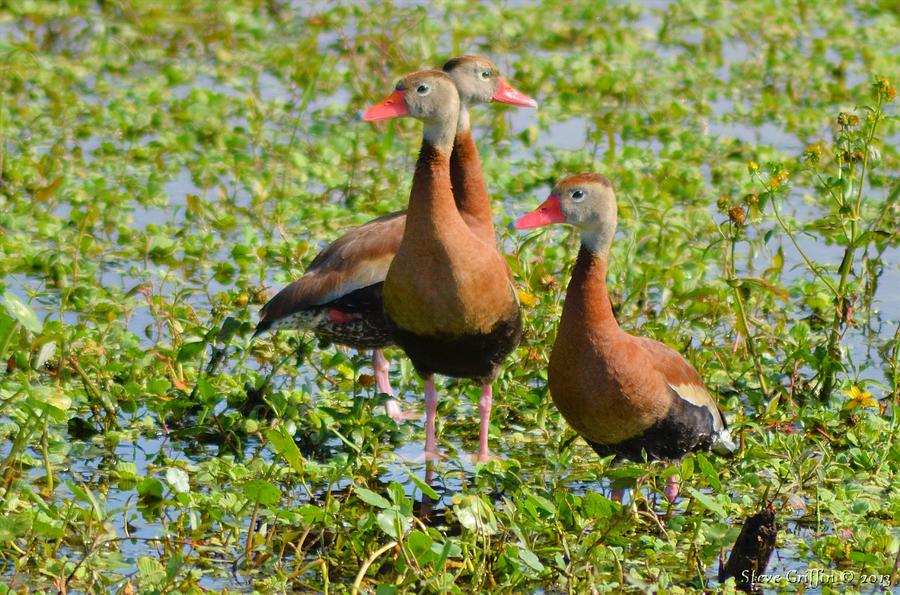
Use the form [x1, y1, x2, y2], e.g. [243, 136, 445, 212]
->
[253, 57, 535, 422]
[514, 173, 736, 501]
[361, 70, 523, 462]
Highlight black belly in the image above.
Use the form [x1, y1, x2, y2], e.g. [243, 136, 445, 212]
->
[314, 283, 394, 349]
[584, 397, 717, 462]
[387, 310, 522, 382]
[313, 315, 393, 349]
[254, 283, 394, 349]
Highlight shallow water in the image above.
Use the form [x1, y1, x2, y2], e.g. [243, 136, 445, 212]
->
[2, 0, 897, 591]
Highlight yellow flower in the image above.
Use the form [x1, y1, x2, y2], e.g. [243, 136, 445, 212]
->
[770, 169, 789, 190]
[748, 161, 759, 174]
[518, 290, 539, 307]
[845, 386, 876, 410]
[873, 76, 896, 102]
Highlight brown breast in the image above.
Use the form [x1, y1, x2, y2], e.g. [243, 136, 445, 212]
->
[383, 143, 518, 337]
[548, 247, 672, 444]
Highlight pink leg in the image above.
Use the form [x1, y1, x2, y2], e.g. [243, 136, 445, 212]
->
[372, 350, 393, 395]
[477, 383, 492, 462]
[373, 349, 403, 421]
[424, 377, 439, 458]
[665, 475, 679, 504]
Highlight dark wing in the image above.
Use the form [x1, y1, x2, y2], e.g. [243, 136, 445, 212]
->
[256, 211, 405, 333]
[637, 336, 736, 454]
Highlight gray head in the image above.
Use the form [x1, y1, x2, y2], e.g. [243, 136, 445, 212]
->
[361, 69, 461, 152]
[442, 55, 537, 131]
[514, 173, 618, 257]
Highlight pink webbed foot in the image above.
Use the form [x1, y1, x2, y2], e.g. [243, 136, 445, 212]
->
[384, 399, 420, 422]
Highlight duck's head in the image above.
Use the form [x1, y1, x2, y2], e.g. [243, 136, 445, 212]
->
[514, 173, 618, 255]
[362, 70, 461, 150]
[361, 69, 460, 124]
[442, 55, 537, 109]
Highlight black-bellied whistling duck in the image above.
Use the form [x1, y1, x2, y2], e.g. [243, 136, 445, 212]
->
[362, 70, 522, 462]
[254, 57, 535, 421]
[514, 174, 736, 501]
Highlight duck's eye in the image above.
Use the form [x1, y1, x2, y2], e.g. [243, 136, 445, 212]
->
[571, 189, 585, 202]
[416, 84, 430, 95]
[480, 70, 491, 79]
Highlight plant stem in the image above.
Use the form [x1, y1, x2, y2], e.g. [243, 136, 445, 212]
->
[726, 231, 769, 395]
[41, 416, 53, 493]
[769, 199, 837, 294]
[819, 98, 883, 402]
[352, 541, 397, 594]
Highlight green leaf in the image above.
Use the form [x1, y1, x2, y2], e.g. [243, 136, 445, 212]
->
[215, 316, 242, 345]
[2, 291, 41, 334]
[177, 340, 206, 362]
[242, 480, 281, 506]
[583, 492, 617, 518]
[453, 494, 498, 536]
[681, 456, 694, 480]
[0, 307, 16, 355]
[68, 481, 105, 521]
[32, 514, 64, 539]
[405, 466, 439, 500]
[265, 425, 305, 474]
[685, 487, 726, 517]
[376, 508, 410, 539]
[113, 462, 139, 481]
[519, 548, 545, 573]
[355, 487, 391, 509]
[524, 492, 556, 518]
[406, 530, 434, 563]
[147, 377, 171, 396]
[138, 478, 164, 502]
[137, 556, 166, 586]
[695, 452, 722, 491]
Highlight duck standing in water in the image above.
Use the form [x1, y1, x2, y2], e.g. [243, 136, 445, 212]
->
[514, 174, 735, 501]
[361, 70, 523, 462]
[254, 57, 535, 422]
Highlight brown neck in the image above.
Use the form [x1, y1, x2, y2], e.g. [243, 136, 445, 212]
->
[450, 129, 495, 239]
[405, 141, 459, 233]
[563, 245, 619, 332]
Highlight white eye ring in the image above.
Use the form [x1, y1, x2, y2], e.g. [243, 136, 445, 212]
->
[416, 84, 430, 95]
[571, 189, 586, 202]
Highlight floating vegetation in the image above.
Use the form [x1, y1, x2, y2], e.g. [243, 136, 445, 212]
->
[0, 1, 897, 592]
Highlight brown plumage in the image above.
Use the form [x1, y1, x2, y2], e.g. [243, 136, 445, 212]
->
[382, 131, 521, 379]
[254, 212, 402, 341]
[514, 174, 735, 498]
[254, 57, 535, 423]
[451, 129, 495, 245]
[363, 70, 523, 461]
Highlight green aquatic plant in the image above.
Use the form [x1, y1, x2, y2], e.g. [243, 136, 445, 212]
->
[0, 0, 897, 592]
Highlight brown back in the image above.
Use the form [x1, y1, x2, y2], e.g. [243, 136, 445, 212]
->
[258, 212, 404, 323]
